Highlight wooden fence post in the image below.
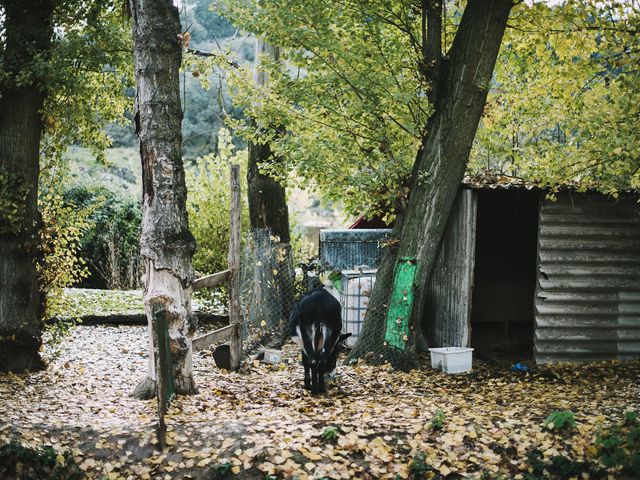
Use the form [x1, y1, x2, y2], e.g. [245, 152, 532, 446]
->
[229, 164, 242, 371]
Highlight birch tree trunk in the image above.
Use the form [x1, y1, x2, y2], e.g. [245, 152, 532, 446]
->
[247, 39, 294, 335]
[0, 0, 53, 373]
[129, 0, 198, 399]
[351, 0, 513, 368]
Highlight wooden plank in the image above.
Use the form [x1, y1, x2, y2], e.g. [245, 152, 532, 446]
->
[191, 269, 230, 291]
[425, 188, 477, 348]
[228, 164, 242, 371]
[192, 324, 237, 352]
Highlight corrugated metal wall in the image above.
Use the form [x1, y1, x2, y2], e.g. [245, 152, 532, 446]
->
[319, 229, 392, 270]
[535, 193, 640, 363]
[425, 188, 477, 347]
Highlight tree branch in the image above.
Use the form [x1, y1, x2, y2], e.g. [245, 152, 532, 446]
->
[424, 0, 442, 68]
[186, 48, 240, 69]
[423, 0, 443, 103]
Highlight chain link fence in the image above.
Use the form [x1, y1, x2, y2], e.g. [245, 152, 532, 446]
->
[239, 229, 296, 355]
[236, 227, 401, 366]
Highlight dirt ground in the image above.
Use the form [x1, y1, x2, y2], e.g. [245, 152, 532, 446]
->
[0, 325, 638, 479]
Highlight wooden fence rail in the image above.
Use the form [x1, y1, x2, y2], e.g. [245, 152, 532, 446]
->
[190, 164, 242, 368]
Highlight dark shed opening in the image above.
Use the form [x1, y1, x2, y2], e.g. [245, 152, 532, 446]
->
[470, 189, 539, 360]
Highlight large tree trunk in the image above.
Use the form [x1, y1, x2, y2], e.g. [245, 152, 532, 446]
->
[247, 39, 294, 340]
[350, 0, 513, 368]
[0, 0, 53, 373]
[129, 0, 198, 399]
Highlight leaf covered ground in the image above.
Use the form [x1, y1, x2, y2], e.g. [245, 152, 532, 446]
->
[0, 326, 638, 479]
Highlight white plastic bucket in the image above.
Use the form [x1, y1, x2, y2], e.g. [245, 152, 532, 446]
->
[429, 347, 474, 374]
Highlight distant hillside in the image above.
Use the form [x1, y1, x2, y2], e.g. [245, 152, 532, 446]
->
[63, 146, 141, 198]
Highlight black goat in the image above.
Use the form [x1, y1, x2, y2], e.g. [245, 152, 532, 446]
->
[289, 288, 350, 394]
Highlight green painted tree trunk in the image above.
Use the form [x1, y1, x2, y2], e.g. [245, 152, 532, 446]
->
[129, 0, 198, 399]
[0, 0, 54, 372]
[350, 0, 513, 368]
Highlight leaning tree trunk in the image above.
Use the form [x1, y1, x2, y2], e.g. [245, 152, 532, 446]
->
[0, 0, 53, 373]
[247, 39, 294, 340]
[129, 0, 198, 399]
[350, 0, 513, 368]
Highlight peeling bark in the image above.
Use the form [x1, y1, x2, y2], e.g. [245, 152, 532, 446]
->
[0, 0, 53, 373]
[128, 0, 197, 398]
[352, 0, 513, 367]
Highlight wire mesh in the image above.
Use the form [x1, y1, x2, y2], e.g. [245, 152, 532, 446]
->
[239, 229, 296, 355]
[237, 227, 416, 368]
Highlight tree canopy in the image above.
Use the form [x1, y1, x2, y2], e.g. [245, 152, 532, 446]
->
[217, 0, 439, 221]
[471, 0, 640, 196]
[215, 0, 639, 221]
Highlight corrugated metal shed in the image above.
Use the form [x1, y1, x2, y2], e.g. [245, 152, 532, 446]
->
[535, 193, 640, 363]
[426, 189, 477, 348]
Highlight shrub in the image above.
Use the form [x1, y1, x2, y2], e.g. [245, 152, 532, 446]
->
[64, 184, 142, 290]
[596, 411, 640, 476]
[38, 164, 92, 353]
[0, 441, 82, 480]
[543, 410, 576, 433]
[431, 410, 446, 431]
[321, 426, 339, 442]
[186, 128, 250, 277]
[523, 448, 603, 480]
[408, 451, 433, 476]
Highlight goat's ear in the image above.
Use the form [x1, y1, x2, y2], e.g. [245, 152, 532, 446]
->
[339, 333, 352, 342]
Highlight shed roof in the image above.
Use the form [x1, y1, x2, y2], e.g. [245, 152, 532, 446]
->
[462, 172, 639, 194]
[462, 173, 540, 190]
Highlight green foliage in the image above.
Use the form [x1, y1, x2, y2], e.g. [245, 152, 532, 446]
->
[290, 225, 315, 265]
[523, 448, 606, 480]
[217, 0, 438, 221]
[321, 426, 339, 442]
[180, 73, 243, 161]
[37, 161, 91, 320]
[64, 185, 142, 289]
[35, 160, 91, 356]
[213, 462, 233, 477]
[521, 414, 640, 479]
[186, 0, 237, 47]
[543, 410, 577, 433]
[596, 411, 640, 476]
[480, 470, 510, 480]
[408, 451, 433, 477]
[214, 0, 640, 221]
[187, 128, 250, 276]
[0, 441, 82, 480]
[430, 410, 446, 431]
[471, 1, 640, 195]
[0, 169, 29, 235]
[41, 1, 133, 163]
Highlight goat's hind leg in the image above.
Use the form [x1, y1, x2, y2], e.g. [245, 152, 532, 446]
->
[318, 369, 326, 393]
[311, 367, 323, 395]
[302, 354, 311, 390]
